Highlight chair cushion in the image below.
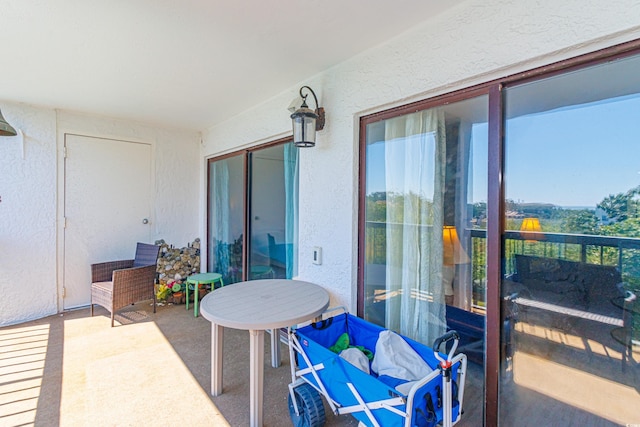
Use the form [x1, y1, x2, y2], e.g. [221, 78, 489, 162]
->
[92, 281, 114, 292]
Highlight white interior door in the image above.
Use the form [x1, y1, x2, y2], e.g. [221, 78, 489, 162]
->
[63, 134, 152, 309]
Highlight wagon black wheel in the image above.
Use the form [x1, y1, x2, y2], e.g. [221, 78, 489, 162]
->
[288, 383, 326, 427]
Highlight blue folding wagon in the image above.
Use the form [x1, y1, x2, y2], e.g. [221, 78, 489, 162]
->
[287, 309, 467, 427]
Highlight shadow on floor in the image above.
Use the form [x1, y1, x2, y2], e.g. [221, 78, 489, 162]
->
[1, 301, 515, 426]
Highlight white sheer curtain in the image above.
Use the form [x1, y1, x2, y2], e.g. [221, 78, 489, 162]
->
[384, 108, 447, 344]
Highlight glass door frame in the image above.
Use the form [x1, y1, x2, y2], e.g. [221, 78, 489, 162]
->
[357, 38, 640, 425]
[206, 136, 293, 284]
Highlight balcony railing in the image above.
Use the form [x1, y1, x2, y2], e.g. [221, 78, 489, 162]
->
[365, 221, 640, 305]
[475, 228, 640, 279]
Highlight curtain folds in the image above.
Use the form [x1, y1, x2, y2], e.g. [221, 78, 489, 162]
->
[383, 108, 447, 344]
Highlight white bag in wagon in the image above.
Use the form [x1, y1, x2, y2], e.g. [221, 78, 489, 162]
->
[371, 330, 433, 382]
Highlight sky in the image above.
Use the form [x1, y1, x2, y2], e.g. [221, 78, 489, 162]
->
[505, 94, 640, 207]
[368, 93, 640, 210]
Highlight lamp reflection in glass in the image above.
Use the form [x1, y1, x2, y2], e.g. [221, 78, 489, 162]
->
[442, 225, 470, 305]
[290, 86, 325, 147]
[520, 217, 542, 243]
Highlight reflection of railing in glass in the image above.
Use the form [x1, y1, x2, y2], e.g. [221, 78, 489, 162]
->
[365, 221, 640, 310]
[477, 229, 640, 306]
[364, 221, 484, 309]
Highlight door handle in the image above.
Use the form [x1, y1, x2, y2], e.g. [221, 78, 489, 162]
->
[142, 218, 149, 224]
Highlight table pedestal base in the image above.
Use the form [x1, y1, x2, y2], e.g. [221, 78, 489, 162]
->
[201, 279, 330, 427]
[249, 330, 265, 427]
[211, 325, 270, 427]
[211, 323, 224, 396]
[269, 329, 281, 368]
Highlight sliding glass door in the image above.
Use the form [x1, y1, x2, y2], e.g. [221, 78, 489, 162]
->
[208, 153, 245, 284]
[208, 140, 298, 284]
[499, 52, 640, 426]
[360, 95, 489, 344]
[359, 42, 640, 425]
[360, 95, 488, 422]
[249, 143, 298, 280]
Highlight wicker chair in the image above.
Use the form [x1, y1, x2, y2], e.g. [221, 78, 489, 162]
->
[90, 242, 161, 327]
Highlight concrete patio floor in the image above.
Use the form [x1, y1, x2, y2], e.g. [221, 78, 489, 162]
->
[0, 301, 363, 427]
[0, 298, 494, 427]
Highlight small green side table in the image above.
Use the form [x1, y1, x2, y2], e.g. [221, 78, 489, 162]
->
[186, 272, 224, 317]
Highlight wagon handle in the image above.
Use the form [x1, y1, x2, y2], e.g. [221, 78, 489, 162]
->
[433, 330, 460, 367]
[434, 331, 460, 427]
[310, 306, 347, 329]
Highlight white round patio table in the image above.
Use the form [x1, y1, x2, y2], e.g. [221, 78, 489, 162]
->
[200, 279, 330, 427]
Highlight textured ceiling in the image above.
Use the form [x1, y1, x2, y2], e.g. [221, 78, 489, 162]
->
[0, 0, 463, 131]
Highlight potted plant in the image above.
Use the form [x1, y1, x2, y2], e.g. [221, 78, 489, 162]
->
[168, 279, 184, 304]
[156, 279, 185, 304]
[155, 282, 172, 303]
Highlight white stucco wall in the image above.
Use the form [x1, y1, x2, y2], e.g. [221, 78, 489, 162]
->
[0, 104, 58, 325]
[0, 105, 200, 326]
[201, 0, 640, 312]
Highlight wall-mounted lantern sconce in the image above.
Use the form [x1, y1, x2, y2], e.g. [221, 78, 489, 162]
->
[0, 108, 17, 137]
[290, 86, 325, 147]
